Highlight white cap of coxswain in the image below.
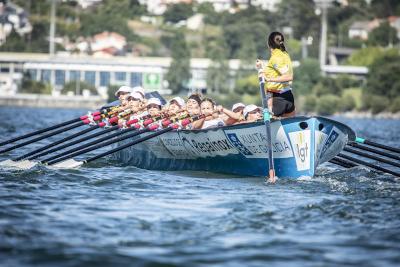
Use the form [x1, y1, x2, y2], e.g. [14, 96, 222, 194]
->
[131, 86, 145, 98]
[170, 97, 186, 108]
[146, 97, 162, 107]
[231, 102, 245, 112]
[129, 91, 144, 101]
[115, 85, 132, 96]
[243, 104, 261, 118]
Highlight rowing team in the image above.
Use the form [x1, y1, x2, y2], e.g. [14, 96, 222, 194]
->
[97, 85, 263, 130]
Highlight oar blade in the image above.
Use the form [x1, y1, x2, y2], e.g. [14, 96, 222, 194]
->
[0, 159, 38, 170]
[50, 159, 83, 169]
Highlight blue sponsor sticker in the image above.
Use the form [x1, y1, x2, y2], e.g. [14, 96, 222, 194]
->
[321, 129, 339, 156]
[226, 133, 253, 156]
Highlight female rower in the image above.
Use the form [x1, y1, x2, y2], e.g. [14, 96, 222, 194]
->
[216, 102, 246, 125]
[193, 98, 225, 129]
[256, 31, 295, 118]
[243, 104, 262, 123]
[146, 97, 163, 117]
[186, 93, 202, 116]
[168, 97, 186, 115]
[115, 86, 132, 102]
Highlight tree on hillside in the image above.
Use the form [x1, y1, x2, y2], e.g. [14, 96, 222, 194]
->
[368, 22, 399, 47]
[165, 30, 191, 94]
[163, 3, 194, 24]
[370, 0, 400, 18]
[205, 34, 230, 93]
[366, 52, 400, 99]
[275, 0, 319, 39]
[293, 58, 320, 95]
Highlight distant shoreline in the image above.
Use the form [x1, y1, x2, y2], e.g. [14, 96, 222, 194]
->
[0, 94, 106, 110]
[333, 111, 400, 119]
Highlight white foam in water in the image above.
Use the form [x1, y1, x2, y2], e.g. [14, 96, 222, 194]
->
[50, 159, 83, 169]
[0, 159, 38, 170]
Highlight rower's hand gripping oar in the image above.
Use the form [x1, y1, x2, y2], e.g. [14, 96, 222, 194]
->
[257, 64, 276, 183]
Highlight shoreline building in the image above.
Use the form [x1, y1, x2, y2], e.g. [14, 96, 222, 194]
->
[0, 52, 240, 97]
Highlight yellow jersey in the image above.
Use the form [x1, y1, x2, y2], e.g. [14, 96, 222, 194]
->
[263, 48, 293, 93]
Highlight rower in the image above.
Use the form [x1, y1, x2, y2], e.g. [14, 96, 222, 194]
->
[256, 31, 295, 118]
[217, 102, 245, 126]
[147, 97, 163, 117]
[193, 98, 225, 129]
[186, 93, 202, 116]
[115, 85, 132, 103]
[243, 104, 262, 123]
[168, 97, 186, 115]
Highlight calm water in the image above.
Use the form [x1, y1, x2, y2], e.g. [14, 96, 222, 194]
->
[0, 107, 399, 267]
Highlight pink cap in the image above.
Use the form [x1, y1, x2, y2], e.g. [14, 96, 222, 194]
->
[162, 119, 171, 127]
[126, 119, 138, 126]
[93, 115, 101, 121]
[108, 117, 119, 124]
[143, 119, 153, 127]
[181, 118, 191, 126]
[149, 124, 159, 131]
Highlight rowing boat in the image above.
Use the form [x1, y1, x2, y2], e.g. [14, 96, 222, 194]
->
[113, 116, 355, 178]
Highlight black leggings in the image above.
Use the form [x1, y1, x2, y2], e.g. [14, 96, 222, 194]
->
[271, 90, 295, 116]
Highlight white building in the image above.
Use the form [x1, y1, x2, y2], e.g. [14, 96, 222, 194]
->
[0, 52, 241, 96]
[141, 0, 281, 15]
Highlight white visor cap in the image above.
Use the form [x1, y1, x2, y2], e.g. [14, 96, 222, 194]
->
[129, 92, 144, 100]
[170, 96, 186, 108]
[147, 97, 162, 107]
[115, 86, 132, 96]
[232, 102, 246, 112]
[243, 104, 261, 117]
[131, 86, 145, 97]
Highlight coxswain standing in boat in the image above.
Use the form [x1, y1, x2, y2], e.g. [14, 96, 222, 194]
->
[256, 32, 295, 118]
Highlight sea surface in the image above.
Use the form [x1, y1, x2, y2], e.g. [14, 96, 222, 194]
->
[0, 107, 399, 267]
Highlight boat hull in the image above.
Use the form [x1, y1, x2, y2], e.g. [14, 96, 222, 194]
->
[113, 116, 355, 178]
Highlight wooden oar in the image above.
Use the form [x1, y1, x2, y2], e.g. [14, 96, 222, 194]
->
[0, 119, 92, 155]
[26, 125, 119, 160]
[50, 116, 195, 169]
[355, 137, 400, 154]
[46, 125, 158, 166]
[0, 117, 82, 147]
[0, 107, 117, 147]
[337, 153, 400, 177]
[343, 147, 400, 168]
[41, 111, 187, 165]
[258, 76, 276, 183]
[348, 142, 400, 161]
[41, 125, 140, 164]
[12, 123, 106, 161]
[57, 126, 177, 168]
